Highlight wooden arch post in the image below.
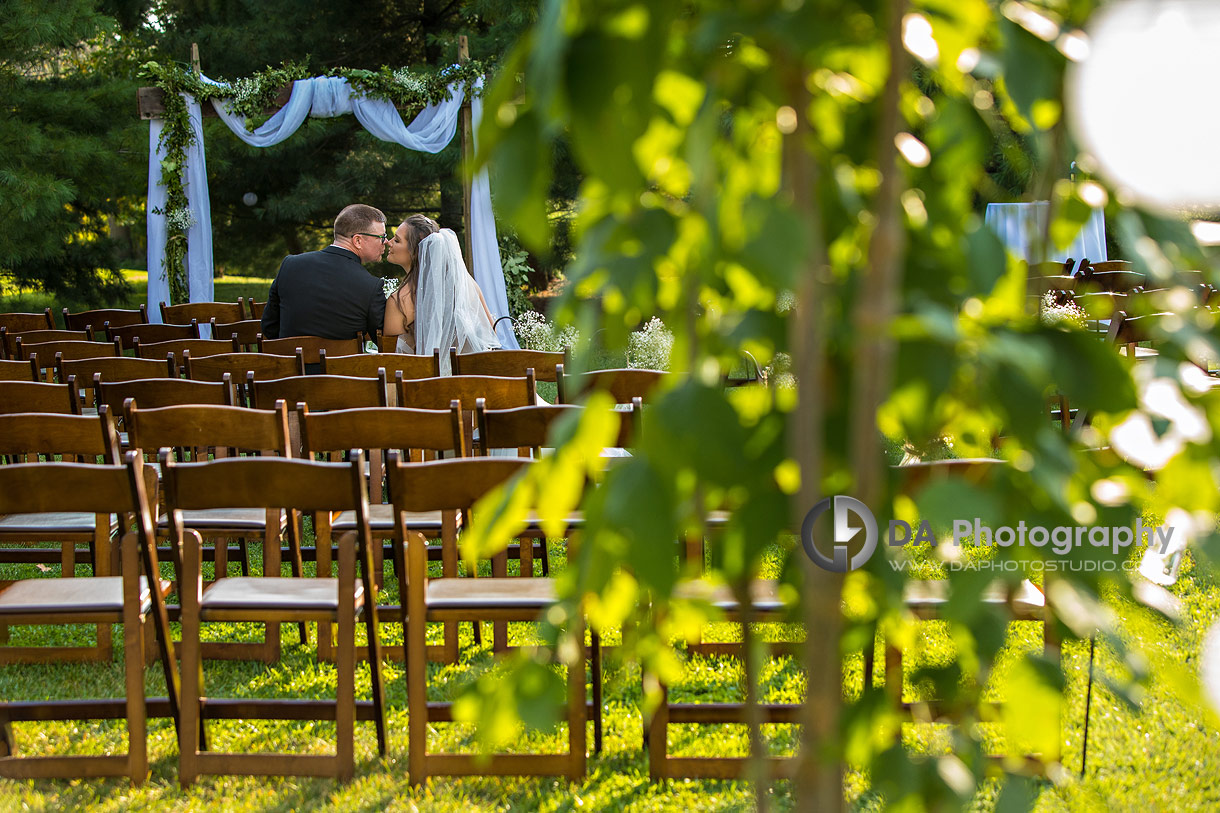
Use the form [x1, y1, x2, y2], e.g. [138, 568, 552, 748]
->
[459, 35, 475, 276]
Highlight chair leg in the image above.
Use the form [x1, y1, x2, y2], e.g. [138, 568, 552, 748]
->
[336, 539, 356, 782]
[647, 681, 668, 781]
[357, 532, 387, 757]
[591, 628, 603, 754]
[568, 615, 587, 781]
[178, 537, 203, 788]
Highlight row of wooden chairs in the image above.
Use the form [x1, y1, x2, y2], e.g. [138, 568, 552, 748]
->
[0, 394, 624, 785]
[0, 300, 263, 333]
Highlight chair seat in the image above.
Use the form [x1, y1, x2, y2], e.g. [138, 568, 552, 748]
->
[0, 575, 163, 615]
[903, 578, 1045, 615]
[672, 579, 787, 613]
[522, 509, 585, 530]
[158, 508, 276, 531]
[0, 511, 108, 533]
[200, 577, 362, 613]
[333, 505, 446, 532]
[425, 577, 555, 610]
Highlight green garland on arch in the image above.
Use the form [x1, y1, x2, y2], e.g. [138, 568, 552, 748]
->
[139, 59, 489, 303]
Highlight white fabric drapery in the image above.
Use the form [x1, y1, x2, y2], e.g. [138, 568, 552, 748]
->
[146, 74, 518, 347]
[146, 96, 214, 325]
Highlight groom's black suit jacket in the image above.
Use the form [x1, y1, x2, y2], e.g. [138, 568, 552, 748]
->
[260, 245, 386, 341]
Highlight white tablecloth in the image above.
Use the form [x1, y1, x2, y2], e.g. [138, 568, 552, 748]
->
[985, 202, 1107, 272]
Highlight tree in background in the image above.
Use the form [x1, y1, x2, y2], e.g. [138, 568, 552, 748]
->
[0, 0, 147, 306]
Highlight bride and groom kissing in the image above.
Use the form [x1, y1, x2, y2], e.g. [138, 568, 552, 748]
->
[259, 204, 500, 372]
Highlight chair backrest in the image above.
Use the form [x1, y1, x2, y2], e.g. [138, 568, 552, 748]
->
[897, 458, 1003, 496]
[258, 335, 363, 366]
[94, 375, 234, 415]
[396, 373, 536, 411]
[1079, 261, 1144, 293]
[248, 300, 266, 319]
[161, 453, 369, 529]
[386, 455, 531, 517]
[475, 401, 638, 457]
[16, 339, 122, 379]
[126, 399, 292, 462]
[1, 328, 92, 359]
[0, 308, 55, 333]
[208, 318, 262, 351]
[319, 351, 439, 380]
[0, 407, 122, 463]
[248, 372, 388, 412]
[556, 366, 668, 405]
[132, 337, 239, 373]
[476, 402, 583, 457]
[0, 380, 78, 414]
[1027, 275, 1076, 296]
[62, 304, 147, 337]
[160, 300, 246, 325]
[58, 355, 176, 387]
[299, 403, 466, 464]
[59, 355, 176, 407]
[0, 357, 40, 382]
[184, 350, 306, 382]
[450, 348, 567, 382]
[106, 319, 200, 351]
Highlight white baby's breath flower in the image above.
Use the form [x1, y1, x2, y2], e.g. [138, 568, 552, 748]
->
[1039, 291, 1087, 329]
[628, 317, 674, 370]
[382, 277, 401, 298]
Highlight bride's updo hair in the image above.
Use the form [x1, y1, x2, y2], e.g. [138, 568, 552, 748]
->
[398, 214, 440, 298]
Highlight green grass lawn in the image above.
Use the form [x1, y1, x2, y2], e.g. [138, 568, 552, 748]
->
[1, 535, 1219, 810]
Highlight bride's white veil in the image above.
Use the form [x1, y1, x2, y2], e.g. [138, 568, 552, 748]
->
[413, 228, 501, 373]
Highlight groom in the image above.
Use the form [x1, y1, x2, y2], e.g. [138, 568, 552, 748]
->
[259, 203, 388, 344]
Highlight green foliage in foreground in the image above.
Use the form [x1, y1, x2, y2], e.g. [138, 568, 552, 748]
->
[469, 0, 1220, 810]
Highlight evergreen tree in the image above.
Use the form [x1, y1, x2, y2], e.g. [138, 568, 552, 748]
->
[0, 0, 147, 306]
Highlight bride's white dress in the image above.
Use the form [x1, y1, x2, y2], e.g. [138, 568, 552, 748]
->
[395, 229, 499, 373]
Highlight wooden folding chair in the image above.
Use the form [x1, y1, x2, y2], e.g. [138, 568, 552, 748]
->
[0, 328, 91, 360]
[0, 453, 178, 785]
[0, 309, 54, 333]
[124, 399, 293, 663]
[877, 459, 1056, 768]
[208, 318, 262, 351]
[162, 453, 386, 784]
[298, 402, 466, 661]
[557, 366, 669, 405]
[386, 456, 587, 783]
[644, 576, 800, 781]
[0, 409, 124, 662]
[160, 301, 246, 326]
[248, 371, 388, 461]
[183, 350, 304, 407]
[0, 380, 78, 414]
[106, 320, 200, 351]
[450, 348, 567, 382]
[0, 358, 39, 383]
[63, 305, 147, 340]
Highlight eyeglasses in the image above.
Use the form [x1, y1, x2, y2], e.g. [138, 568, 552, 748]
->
[353, 232, 390, 242]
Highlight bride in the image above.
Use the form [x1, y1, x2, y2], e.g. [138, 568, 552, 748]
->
[382, 214, 500, 372]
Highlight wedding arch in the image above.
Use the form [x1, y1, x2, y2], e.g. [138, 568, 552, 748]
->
[138, 54, 519, 348]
